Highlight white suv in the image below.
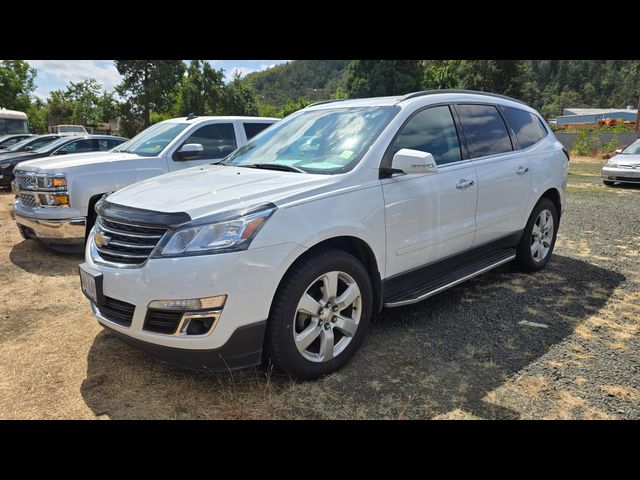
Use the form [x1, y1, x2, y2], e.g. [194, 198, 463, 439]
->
[80, 90, 569, 379]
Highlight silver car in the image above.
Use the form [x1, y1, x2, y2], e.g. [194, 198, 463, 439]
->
[602, 140, 640, 186]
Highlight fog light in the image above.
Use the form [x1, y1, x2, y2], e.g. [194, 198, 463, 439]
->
[186, 317, 214, 335]
[148, 295, 227, 311]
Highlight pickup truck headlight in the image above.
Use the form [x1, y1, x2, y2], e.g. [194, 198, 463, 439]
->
[155, 206, 276, 257]
[37, 175, 67, 190]
[39, 192, 69, 207]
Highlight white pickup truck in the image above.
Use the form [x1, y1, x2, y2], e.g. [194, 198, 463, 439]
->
[12, 115, 278, 251]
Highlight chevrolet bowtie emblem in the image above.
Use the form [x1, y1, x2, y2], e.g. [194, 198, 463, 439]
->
[95, 232, 111, 248]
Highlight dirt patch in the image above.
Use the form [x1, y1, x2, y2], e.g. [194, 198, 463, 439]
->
[0, 160, 638, 419]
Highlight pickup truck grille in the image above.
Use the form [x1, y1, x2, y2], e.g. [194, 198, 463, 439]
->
[14, 173, 36, 190]
[18, 193, 38, 209]
[94, 217, 167, 266]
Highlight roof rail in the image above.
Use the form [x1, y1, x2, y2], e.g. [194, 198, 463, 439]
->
[399, 89, 526, 105]
[306, 99, 346, 108]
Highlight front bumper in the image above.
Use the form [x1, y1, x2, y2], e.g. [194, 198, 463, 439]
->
[101, 317, 267, 372]
[83, 228, 306, 364]
[14, 212, 86, 245]
[601, 166, 640, 184]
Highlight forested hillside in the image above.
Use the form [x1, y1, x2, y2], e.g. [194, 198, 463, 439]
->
[248, 60, 640, 118]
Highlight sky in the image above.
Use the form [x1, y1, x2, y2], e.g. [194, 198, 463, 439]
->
[27, 60, 288, 100]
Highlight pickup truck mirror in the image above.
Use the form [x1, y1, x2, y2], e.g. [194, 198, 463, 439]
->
[388, 148, 438, 175]
[176, 143, 204, 160]
[615, 148, 623, 154]
[24, 146, 33, 152]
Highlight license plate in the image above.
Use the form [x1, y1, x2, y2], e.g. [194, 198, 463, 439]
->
[79, 264, 104, 305]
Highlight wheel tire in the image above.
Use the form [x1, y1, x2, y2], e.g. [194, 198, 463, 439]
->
[266, 248, 373, 380]
[603, 180, 616, 187]
[515, 198, 559, 272]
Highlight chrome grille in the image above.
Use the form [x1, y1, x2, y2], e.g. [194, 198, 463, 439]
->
[94, 217, 167, 266]
[15, 173, 36, 190]
[18, 193, 38, 209]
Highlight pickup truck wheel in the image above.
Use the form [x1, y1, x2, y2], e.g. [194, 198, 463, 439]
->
[515, 198, 558, 272]
[266, 248, 372, 380]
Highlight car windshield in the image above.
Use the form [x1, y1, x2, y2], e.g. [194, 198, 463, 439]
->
[34, 137, 73, 154]
[112, 122, 189, 157]
[620, 141, 640, 155]
[223, 106, 398, 174]
[59, 126, 85, 133]
[9, 136, 56, 152]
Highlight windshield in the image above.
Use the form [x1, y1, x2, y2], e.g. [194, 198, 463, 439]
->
[59, 126, 86, 133]
[34, 137, 73, 154]
[223, 107, 398, 174]
[620, 140, 640, 155]
[113, 122, 189, 157]
[9, 136, 56, 152]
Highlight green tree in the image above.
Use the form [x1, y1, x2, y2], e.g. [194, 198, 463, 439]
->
[115, 60, 185, 128]
[0, 60, 36, 111]
[422, 60, 462, 89]
[456, 60, 524, 97]
[220, 75, 258, 115]
[346, 60, 423, 98]
[177, 60, 225, 116]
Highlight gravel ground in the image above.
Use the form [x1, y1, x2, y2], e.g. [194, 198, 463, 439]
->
[0, 157, 638, 419]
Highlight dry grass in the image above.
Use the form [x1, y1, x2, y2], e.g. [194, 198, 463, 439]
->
[1, 167, 639, 419]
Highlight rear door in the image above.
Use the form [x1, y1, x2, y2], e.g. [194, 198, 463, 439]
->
[455, 104, 531, 247]
[167, 122, 238, 171]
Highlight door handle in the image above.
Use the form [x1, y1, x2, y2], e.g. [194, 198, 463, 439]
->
[516, 166, 529, 175]
[456, 179, 475, 189]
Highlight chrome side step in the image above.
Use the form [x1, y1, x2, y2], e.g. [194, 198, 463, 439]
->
[383, 254, 515, 308]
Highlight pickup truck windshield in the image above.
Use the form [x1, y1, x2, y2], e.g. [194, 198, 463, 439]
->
[113, 122, 189, 157]
[223, 107, 398, 174]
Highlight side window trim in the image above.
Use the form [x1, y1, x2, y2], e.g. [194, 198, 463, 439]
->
[452, 102, 518, 161]
[380, 102, 464, 171]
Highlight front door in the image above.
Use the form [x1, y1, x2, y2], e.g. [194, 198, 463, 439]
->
[382, 105, 478, 278]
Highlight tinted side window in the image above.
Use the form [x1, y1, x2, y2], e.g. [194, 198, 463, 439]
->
[60, 139, 95, 153]
[457, 104, 513, 158]
[179, 123, 237, 160]
[502, 106, 547, 149]
[107, 139, 124, 149]
[243, 123, 272, 139]
[392, 106, 462, 165]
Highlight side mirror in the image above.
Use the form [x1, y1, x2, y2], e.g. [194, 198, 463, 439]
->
[615, 149, 623, 154]
[386, 148, 438, 176]
[176, 143, 204, 160]
[54, 149, 68, 155]
[24, 146, 33, 151]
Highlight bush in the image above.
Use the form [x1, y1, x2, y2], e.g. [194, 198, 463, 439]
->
[572, 129, 597, 156]
[601, 136, 621, 154]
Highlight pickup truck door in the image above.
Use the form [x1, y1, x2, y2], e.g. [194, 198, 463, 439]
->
[167, 121, 241, 171]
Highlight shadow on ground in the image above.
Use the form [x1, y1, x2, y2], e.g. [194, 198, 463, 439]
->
[80, 255, 625, 419]
[10, 240, 83, 276]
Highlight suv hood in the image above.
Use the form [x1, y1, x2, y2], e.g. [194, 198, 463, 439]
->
[106, 164, 330, 220]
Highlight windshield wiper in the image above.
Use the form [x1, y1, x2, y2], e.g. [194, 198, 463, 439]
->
[242, 163, 306, 173]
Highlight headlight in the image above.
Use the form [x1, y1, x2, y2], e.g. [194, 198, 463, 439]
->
[155, 205, 276, 257]
[38, 192, 69, 207]
[37, 175, 67, 190]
